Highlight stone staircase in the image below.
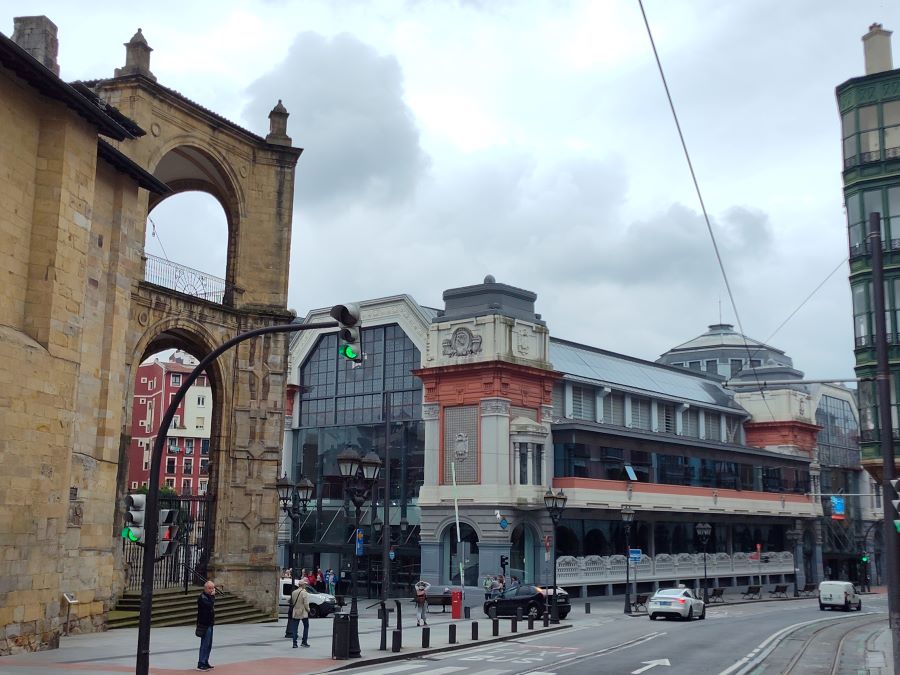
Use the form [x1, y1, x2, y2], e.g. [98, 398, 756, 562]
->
[108, 587, 276, 629]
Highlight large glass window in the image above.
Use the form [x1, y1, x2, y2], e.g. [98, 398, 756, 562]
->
[885, 100, 900, 159]
[859, 105, 881, 163]
[842, 109, 858, 168]
[816, 395, 860, 467]
[852, 282, 872, 348]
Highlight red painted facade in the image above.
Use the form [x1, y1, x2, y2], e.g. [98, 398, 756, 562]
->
[744, 420, 821, 457]
[126, 356, 211, 496]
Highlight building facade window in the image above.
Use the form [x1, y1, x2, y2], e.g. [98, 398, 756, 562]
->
[167, 437, 178, 453]
[185, 438, 194, 454]
[196, 417, 205, 430]
[658, 404, 676, 434]
[171, 373, 181, 386]
[165, 478, 175, 489]
[631, 397, 651, 430]
[201, 439, 210, 455]
[197, 395, 206, 407]
[816, 395, 860, 467]
[183, 458, 193, 475]
[852, 282, 873, 348]
[181, 478, 191, 494]
[533, 445, 543, 484]
[166, 457, 176, 474]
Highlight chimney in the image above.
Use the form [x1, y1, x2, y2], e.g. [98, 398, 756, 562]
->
[114, 28, 156, 81]
[266, 100, 292, 146]
[12, 16, 59, 76]
[863, 23, 893, 75]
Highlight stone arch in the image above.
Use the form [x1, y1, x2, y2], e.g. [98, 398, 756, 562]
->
[510, 519, 543, 584]
[556, 525, 579, 557]
[146, 141, 243, 290]
[437, 519, 481, 585]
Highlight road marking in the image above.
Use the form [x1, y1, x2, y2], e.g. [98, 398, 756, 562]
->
[632, 658, 671, 674]
[352, 663, 431, 675]
[518, 632, 666, 675]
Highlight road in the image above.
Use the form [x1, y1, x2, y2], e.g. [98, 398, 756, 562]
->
[341, 594, 889, 675]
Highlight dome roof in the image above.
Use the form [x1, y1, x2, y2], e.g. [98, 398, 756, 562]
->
[666, 323, 784, 355]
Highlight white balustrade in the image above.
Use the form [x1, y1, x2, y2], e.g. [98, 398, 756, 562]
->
[553, 550, 794, 586]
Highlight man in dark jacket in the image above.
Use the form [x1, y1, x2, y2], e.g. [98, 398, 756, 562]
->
[196, 580, 216, 671]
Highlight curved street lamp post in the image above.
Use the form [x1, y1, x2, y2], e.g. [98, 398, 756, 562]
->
[695, 522, 711, 604]
[543, 488, 568, 623]
[622, 505, 635, 615]
[337, 446, 382, 658]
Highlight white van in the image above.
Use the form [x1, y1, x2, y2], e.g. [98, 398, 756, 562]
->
[818, 581, 862, 612]
[278, 579, 337, 618]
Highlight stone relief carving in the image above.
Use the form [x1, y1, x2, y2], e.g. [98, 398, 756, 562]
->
[515, 326, 531, 356]
[480, 399, 510, 415]
[422, 403, 440, 420]
[454, 433, 469, 461]
[442, 327, 482, 357]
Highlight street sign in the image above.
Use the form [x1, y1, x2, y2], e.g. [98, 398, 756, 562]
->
[499, 518, 509, 530]
[355, 528, 363, 556]
[629, 548, 642, 563]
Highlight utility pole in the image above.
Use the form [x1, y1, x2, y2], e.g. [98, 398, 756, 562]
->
[869, 217, 900, 673]
[382, 391, 391, 600]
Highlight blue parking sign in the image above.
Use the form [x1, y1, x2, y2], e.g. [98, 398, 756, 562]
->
[629, 548, 642, 563]
[355, 528, 364, 556]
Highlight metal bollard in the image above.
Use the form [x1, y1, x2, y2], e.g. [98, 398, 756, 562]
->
[422, 626, 430, 648]
[516, 607, 523, 621]
[464, 605, 471, 619]
[543, 611, 549, 627]
[511, 617, 517, 633]
[472, 621, 478, 640]
[379, 601, 387, 651]
[585, 602, 591, 614]
[392, 629, 402, 653]
[527, 616, 534, 630]
[492, 618, 499, 636]
[489, 605, 497, 620]
[449, 624, 457, 644]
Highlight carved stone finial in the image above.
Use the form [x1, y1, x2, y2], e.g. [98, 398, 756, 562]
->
[114, 27, 156, 81]
[266, 99, 292, 146]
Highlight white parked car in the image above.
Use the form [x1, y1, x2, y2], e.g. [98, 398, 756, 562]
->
[818, 581, 862, 612]
[648, 586, 706, 621]
[277, 580, 337, 618]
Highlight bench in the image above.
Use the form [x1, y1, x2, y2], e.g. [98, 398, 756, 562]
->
[632, 593, 649, 613]
[769, 584, 789, 599]
[741, 585, 762, 600]
[709, 587, 726, 603]
[425, 595, 453, 613]
[799, 583, 818, 598]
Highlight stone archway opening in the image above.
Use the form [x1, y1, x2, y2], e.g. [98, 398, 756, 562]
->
[121, 336, 224, 592]
[510, 523, 541, 584]
[441, 523, 479, 585]
[556, 525, 579, 558]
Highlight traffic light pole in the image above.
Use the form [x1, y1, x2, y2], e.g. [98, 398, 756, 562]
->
[135, 320, 337, 675]
[869, 221, 900, 674]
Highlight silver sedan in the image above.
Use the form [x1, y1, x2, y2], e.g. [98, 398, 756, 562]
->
[648, 587, 706, 621]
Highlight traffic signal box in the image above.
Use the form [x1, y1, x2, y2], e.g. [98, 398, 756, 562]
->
[122, 493, 146, 543]
[157, 509, 180, 557]
[330, 303, 363, 363]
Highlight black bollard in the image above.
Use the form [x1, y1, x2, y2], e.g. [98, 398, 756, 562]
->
[449, 624, 457, 644]
[516, 607, 523, 621]
[585, 602, 591, 614]
[472, 621, 478, 640]
[489, 605, 497, 620]
[392, 629, 402, 653]
[379, 601, 387, 651]
[527, 615, 534, 630]
[511, 617, 518, 633]
[543, 611, 549, 627]
[464, 605, 471, 619]
[394, 599, 403, 643]
[422, 626, 430, 648]
[492, 618, 499, 636]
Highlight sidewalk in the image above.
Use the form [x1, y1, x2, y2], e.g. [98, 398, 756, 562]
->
[0, 595, 567, 674]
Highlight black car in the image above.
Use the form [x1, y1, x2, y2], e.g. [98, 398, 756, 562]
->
[482, 584, 570, 619]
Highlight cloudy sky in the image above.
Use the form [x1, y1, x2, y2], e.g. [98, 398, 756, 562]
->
[7, 1, 896, 379]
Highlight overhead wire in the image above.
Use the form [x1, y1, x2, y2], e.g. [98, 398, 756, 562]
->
[148, 216, 170, 261]
[636, 0, 777, 421]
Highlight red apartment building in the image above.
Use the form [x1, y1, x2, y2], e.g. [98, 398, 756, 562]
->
[127, 352, 212, 496]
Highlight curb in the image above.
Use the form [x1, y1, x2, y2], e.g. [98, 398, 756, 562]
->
[328, 622, 570, 671]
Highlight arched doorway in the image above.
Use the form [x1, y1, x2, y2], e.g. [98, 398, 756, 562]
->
[510, 523, 539, 583]
[441, 523, 479, 585]
[556, 525, 579, 557]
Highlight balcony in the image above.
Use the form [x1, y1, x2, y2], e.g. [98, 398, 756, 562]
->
[143, 253, 234, 305]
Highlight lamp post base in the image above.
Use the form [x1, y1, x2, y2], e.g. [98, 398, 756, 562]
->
[349, 608, 361, 658]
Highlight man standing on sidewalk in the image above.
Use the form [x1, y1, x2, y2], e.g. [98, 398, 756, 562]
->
[196, 580, 216, 671]
[290, 578, 311, 648]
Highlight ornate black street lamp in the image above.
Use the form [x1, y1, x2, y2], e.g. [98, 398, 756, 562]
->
[337, 446, 381, 658]
[695, 522, 711, 604]
[543, 488, 568, 623]
[276, 473, 314, 581]
[622, 505, 635, 615]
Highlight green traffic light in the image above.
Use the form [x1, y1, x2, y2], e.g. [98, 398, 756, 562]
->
[339, 344, 360, 360]
[121, 526, 140, 542]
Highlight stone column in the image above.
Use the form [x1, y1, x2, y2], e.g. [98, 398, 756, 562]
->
[480, 399, 510, 485]
[422, 403, 441, 487]
[812, 520, 825, 583]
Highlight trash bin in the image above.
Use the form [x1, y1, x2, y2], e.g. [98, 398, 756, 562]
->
[451, 589, 463, 619]
[332, 613, 350, 660]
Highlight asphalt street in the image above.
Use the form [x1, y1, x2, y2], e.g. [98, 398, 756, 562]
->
[342, 594, 891, 675]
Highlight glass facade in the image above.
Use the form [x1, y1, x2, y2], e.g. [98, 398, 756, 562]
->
[288, 324, 425, 592]
[553, 440, 809, 494]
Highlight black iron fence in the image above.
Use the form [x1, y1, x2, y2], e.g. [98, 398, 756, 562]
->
[143, 253, 234, 305]
[124, 495, 213, 592]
